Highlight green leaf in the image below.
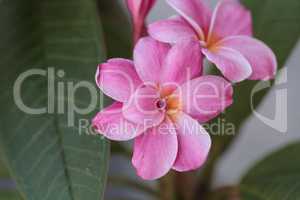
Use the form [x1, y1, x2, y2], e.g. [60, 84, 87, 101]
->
[0, 156, 23, 200]
[98, 0, 132, 58]
[240, 142, 300, 199]
[0, 0, 110, 200]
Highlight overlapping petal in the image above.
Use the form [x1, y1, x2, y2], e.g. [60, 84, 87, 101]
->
[132, 117, 178, 180]
[202, 47, 252, 82]
[123, 84, 165, 128]
[96, 58, 142, 102]
[148, 16, 196, 44]
[176, 75, 233, 122]
[92, 102, 145, 141]
[172, 113, 211, 171]
[166, 0, 211, 39]
[207, 0, 252, 44]
[160, 39, 203, 85]
[134, 37, 170, 83]
[218, 36, 277, 80]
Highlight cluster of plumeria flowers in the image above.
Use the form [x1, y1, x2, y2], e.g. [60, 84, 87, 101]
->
[92, 0, 277, 180]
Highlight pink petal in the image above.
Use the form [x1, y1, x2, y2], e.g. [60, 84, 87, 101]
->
[176, 75, 233, 122]
[160, 39, 203, 85]
[219, 36, 277, 80]
[202, 47, 252, 82]
[172, 113, 211, 171]
[167, 0, 211, 40]
[133, 37, 170, 83]
[132, 117, 178, 180]
[208, 0, 252, 43]
[148, 16, 197, 44]
[96, 58, 142, 102]
[123, 84, 165, 128]
[126, 0, 156, 43]
[126, 0, 156, 18]
[92, 102, 145, 141]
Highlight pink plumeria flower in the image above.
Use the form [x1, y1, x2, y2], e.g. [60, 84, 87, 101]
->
[126, 0, 156, 44]
[92, 37, 233, 180]
[148, 0, 277, 82]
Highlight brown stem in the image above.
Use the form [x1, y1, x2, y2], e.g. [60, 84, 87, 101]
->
[159, 171, 175, 200]
[174, 171, 197, 200]
[208, 186, 240, 200]
[193, 141, 224, 200]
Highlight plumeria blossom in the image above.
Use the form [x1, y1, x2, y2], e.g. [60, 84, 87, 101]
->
[148, 0, 277, 82]
[93, 37, 233, 180]
[126, 0, 156, 44]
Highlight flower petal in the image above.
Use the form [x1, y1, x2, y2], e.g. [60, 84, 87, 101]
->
[176, 75, 233, 122]
[123, 84, 165, 128]
[208, 0, 252, 43]
[132, 117, 178, 180]
[166, 0, 211, 40]
[92, 102, 145, 141]
[219, 36, 277, 80]
[148, 16, 197, 44]
[96, 58, 142, 102]
[202, 47, 252, 82]
[160, 39, 203, 85]
[126, 0, 156, 43]
[134, 37, 170, 83]
[172, 113, 211, 171]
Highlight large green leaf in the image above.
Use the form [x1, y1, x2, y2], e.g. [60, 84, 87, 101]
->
[240, 142, 300, 199]
[98, 0, 132, 58]
[0, 0, 110, 200]
[0, 155, 22, 200]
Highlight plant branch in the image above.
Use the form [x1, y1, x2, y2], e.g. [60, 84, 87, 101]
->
[159, 171, 175, 200]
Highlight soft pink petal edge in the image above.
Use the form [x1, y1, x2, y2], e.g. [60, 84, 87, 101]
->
[176, 75, 233, 122]
[92, 102, 145, 141]
[133, 37, 170, 83]
[160, 39, 203, 85]
[218, 35, 277, 80]
[122, 84, 165, 128]
[202, 47, 252, 82]
[172, 113, 211, 172]
[132, 117, 178, 180]
[166, 0, 212, 39]
[148, 16, 197, 44]
[96, 58, 142, 102]
[207, 0, 252, 43]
